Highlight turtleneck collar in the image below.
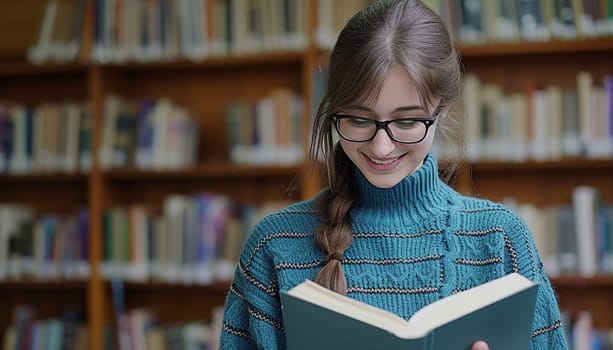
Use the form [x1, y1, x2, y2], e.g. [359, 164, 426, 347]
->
[350, 153, 453, 226]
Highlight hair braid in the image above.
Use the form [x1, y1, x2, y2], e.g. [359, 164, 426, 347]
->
[314, 146, 355, 294]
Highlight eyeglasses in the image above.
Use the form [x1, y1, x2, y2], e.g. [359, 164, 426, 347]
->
[331, 108, 439, 144]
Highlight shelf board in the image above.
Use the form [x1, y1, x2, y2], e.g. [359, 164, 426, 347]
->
[97, 50, 306, 71]
[103, 163, 303, 180]
[0, 61, 87, 77]
[118, 280, 231, 292]
[551, 275, 613, 288]
[458, 37, 613, 57]
[0, 172, 88, 183]
[0, 280, 88, 291]
[0, 51, 306, 76]
[468, 158, 613, 172]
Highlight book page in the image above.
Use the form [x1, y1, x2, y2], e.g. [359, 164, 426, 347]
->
[286, 280, 422, 338]
[286, 273, 535, 340]
[404, 273, 535, 335]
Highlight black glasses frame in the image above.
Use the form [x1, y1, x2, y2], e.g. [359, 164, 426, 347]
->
[331, 110, 439, 144]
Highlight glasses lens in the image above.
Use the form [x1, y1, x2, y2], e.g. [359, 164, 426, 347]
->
[337, 117, 376, 141]
[388, 119, 428, 143]
[337, 116, 430, 143]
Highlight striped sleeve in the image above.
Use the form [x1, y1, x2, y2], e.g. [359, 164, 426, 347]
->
[220, 219, 286, 349]
[499, 210, 569, 350]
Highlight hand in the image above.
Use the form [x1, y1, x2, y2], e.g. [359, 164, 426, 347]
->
[471, 340, 489, 350]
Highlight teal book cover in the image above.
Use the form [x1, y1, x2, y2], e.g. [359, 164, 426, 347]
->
[281, 273, 538, 350]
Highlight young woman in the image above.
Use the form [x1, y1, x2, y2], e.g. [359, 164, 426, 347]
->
[221, 1, 568, 349]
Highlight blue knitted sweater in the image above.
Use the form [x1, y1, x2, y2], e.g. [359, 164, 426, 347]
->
[221, 153, 568, 349]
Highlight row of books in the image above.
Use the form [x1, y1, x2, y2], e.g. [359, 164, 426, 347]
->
[315, 0, 372, 49]
[0, 192, 285, 285]
[505, 186, 613, 278]
[460, 71, 613, 162]
[26, 0, 613, 66]
[110, 305, 224, 350]
[27, 0, 85, 64]
[316, 0, 613, 50]
[563, 310, 613, 350]
[0, 101, 92, 174]
[226, 88, 303, 166]
[90, 0, 307, 64]
[424, 0, 613, 45]
[100, 96, 200, 171]
[2, 305, 88, 350]
[0, 205, 90, 282]
[100, 193, 288, 284]
[2, 188, 610, 283]
[1, 90, 299, 173]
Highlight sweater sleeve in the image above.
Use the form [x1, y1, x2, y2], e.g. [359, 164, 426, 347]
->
[501, 211, 569, 350]
[220, 219, 286, 349]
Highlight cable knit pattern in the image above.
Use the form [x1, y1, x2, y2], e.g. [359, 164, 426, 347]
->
[221, 153, 568, 349]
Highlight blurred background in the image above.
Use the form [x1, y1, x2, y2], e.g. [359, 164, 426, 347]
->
[0, 0, 612, 349]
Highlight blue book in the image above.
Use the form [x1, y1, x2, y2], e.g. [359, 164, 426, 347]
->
[281, 273, 538, 350]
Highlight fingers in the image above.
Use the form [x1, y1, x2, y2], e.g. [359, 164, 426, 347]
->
[471, 340, 489, 350]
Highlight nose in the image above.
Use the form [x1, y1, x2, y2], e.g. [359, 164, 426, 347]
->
[369, 128, 396, 157]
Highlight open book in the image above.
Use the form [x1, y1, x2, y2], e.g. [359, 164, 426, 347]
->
[281, 273, 538, 350]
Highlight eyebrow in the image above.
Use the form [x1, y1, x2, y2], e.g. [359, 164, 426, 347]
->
[345, 105, 425, 113]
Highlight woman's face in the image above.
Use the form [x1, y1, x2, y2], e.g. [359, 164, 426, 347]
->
[338, 67, 436, 188]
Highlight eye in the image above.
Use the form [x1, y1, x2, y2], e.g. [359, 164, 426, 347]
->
[393, 119, 421, 129]
[348, 117, 373, 128]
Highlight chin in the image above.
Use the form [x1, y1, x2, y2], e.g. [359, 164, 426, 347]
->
[364, 174, 404, 189]
[363, 161, 424, 188]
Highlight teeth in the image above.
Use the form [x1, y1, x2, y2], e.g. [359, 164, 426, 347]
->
[369, 157, 396, 165]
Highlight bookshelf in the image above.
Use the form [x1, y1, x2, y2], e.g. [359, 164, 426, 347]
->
[553, 277, 613, 331]
[1, 0, 613, 349]
[85, 14, 313, 350]
[460, 159, 613, 206]
[457, 37, 613, 336]
[458, 158, 613, 330]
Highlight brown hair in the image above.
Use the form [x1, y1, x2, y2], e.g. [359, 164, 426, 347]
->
[308, 0, 464, 294]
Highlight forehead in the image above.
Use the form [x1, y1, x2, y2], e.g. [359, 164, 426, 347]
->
[374, 67, 421, 109]
[346, 67, 423, 114]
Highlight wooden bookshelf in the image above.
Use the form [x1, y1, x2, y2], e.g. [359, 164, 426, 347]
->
[458, 18, 613, 342]
[0, 173, 88, 183]
[0, 62, 87, 77]
[110, 281, 230, 325]
[458, 37, 613, 57]
[100, 51, 305, 71]
[0, 281, 88, 342]
[1, 0, 613, 349]
[552, 275, 613, 288]
[0, 1, 49, 61]
[0, 1, 311, 348]
[469, 159, 613, 172]
[553, 276, 613, 329]
[461, 160, 613, 206]
[102, 163, 303, 180]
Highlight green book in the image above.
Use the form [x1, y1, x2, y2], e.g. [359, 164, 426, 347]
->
[281, 273, 538, 350]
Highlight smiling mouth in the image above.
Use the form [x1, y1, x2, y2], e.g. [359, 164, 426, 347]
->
[363, 152, 407, 166]
[368, 156, 398, 164]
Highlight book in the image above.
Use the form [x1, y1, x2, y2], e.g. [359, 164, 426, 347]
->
[281, 272, 539, 350]
[551, 0, 578, 39]
[572, 186, 599, 276]
[517, 0, 550, 41]
[458, 0, 485, 44]
[491, 0, 520, 41]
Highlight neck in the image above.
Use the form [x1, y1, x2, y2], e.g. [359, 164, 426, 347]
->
[351, 153, 452, 226]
